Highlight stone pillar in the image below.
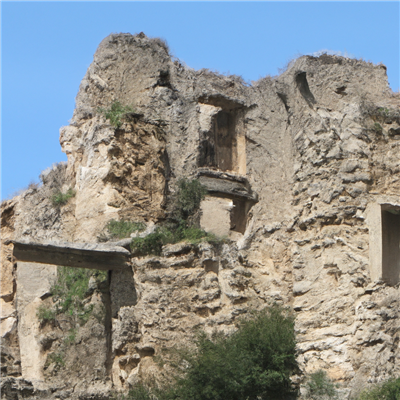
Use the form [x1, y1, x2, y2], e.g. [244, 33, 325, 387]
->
[16, 262, 57, 382]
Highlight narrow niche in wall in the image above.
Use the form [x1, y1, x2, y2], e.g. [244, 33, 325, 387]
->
[381, 206, 400, 285]
[198, 101, 246, 175]
[230, 198, 249, 234]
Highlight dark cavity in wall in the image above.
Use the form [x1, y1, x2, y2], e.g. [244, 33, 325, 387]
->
[230, 198, 249, 234]
[199, 110, 237, 172]
[381, 208, 400, 285]
[295, 72, 316, 107]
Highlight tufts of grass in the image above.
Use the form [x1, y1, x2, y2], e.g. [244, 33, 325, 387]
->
[98, 101, 134, 128]
[64, 329, 77, 346]
[46, 351, 65, 369]
[36, 305, 57, 324]
[372, 122, 383, 133]
[51, 188, 75, 207]
[105, 219, 145, 240]
[37, 267, 108, 326]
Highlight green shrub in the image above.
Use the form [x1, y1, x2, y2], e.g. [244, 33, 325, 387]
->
[105, 219, 145, 239]
[173, 178, 207, 222]
[171, 305, 298, 400]
[131, 228, 172, 256]
[98, 101, 134, 128]
[52, 267, 94, 324]
[51, 188, 75, 207]
[357, 377, 400, 400]
[305, 370, 337, 399]
[130, 224, 218, 255]
[111, 306, 297, 400]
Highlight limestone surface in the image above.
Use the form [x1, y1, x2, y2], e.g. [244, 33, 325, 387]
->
[1, 32, 400, 399]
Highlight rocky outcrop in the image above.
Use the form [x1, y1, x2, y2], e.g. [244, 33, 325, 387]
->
[1, 32, 400, 399]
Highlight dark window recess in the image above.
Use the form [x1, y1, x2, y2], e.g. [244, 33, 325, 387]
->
[230, 199, 248, 234]
[295, 72, 316, 107]
[381, 209, 400, 285]
[199, 110, 236, 172]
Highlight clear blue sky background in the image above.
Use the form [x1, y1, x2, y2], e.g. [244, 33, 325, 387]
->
[1, 1, 399, 200]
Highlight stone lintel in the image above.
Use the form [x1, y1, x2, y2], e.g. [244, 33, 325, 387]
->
[197, 169, 258, 202]
[13, 240, 131, 271]
[197, 94, 246, 111]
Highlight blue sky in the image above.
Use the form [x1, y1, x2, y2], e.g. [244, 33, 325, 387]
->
[1, 1, 399, 200]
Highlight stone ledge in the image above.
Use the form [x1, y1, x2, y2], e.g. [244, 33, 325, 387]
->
[13, 240, 131, 271]
[197, 168, 258, 202]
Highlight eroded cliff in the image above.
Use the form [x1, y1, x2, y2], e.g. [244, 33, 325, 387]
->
[1, 32, 400, 399]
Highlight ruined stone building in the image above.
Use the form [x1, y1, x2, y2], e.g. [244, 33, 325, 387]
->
[1, 33, 400, 399]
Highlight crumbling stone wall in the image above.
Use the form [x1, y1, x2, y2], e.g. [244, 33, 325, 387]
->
[1, 32, 400, 399]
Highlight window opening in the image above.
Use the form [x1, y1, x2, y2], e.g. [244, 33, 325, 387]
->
[381, 208, 400, 285]
[199, 110, 240, 173]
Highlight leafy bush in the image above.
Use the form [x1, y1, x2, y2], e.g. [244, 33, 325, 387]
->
[51, 188, 75, 207]
[173, 179, 207, 223]
[112, 306, 297, 400]
[171, 305, 298, 400]
[98, 101, 134, 128]
[305, 370, 337, 399]
[131, 227, 173, 256]
[357, 377, 400, 400]
[104, 219, 145, 240]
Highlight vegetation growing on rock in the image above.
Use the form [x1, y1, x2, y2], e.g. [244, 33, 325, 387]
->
[118, 305, 298, 400]
[130, 178, 217, 255]
[98, 219, 146, 242]
[50, 188, 75, 207]
[37, 267, 107, 326]
[356, 377, 400, 400]
[98, 101, 135, 128]
[304, 370, 338, 399]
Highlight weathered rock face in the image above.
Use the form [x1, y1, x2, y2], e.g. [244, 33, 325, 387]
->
[1, 32, 400, 399]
